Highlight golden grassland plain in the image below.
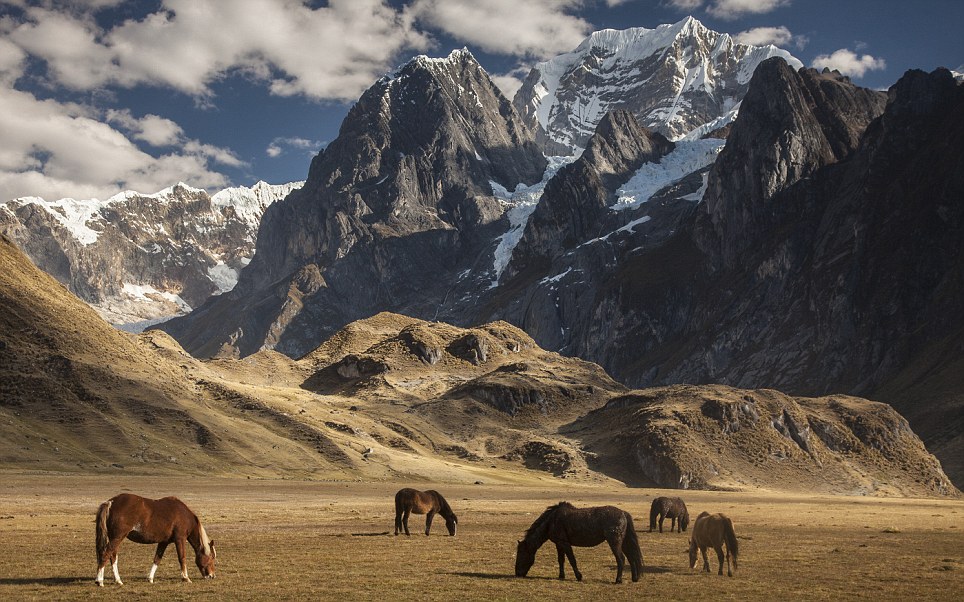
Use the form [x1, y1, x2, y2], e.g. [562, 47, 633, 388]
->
[0, 475, 961, 601]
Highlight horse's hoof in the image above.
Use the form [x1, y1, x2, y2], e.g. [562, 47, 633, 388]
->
[95, 582, 103, 588]
[183, 578, 192, 583]
[575, 574, 583, 582]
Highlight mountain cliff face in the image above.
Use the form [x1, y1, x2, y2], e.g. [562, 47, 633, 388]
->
[159, 49, 548, 358]
[0, 181, 300, 329]
[512, 16, 801, 154]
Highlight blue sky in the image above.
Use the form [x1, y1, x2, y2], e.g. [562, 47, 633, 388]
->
[1, 0, 961, 202]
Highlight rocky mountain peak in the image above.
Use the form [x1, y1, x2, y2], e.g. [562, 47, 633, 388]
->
[504, 110, 675, 279]
[160, 48, 548, 359]
[703, 57, 888, 263]
[513, 17, 802, 154]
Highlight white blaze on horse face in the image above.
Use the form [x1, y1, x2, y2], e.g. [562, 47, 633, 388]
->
[149, 563, 158, 583]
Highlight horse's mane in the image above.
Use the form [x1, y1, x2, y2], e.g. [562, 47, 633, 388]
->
[198, 521, 211, 555]
[429, 490, 455, 519]
[524, 502, 573, 538]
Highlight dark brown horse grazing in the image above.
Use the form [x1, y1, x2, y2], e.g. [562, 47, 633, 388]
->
[688, 511, 739, 577]
[94, 493, 216, 586]
[515, 502, 643, 584]
[394, 488, 458, 536]
[649, 496, 690, 533]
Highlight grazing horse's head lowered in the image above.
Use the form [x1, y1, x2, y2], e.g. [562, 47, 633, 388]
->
[515, 502, 644, 584]
[394, 488, 459, 537]
[195, 524, 217, 579]
[94, 493, 217, 586]
[445, 513, 458, 537]
[688, 511, 739, 577]
[515, 539, 537, 577]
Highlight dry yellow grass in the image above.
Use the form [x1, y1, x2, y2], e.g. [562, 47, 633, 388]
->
[0, 475, 961, 601]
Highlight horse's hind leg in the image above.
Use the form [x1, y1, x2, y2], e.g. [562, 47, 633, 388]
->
[607, 537, 626, 584]
[402, 509, 411, 536]
[97, 535, 126, 585]
[110, 550, 122, 585]
[658, 514, 665, 533]
[394, 511, 401, 536]
[714, 544, 725, 576]
[149, 542, 168, 583]
[671, 516, 677, 533]
[725, 547, 733, 577]
[701, 546, 710, 573]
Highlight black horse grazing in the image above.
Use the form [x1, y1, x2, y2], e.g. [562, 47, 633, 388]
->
[515, 502, 643, 584]
[394, 488, 458, 536]
[649, 496, 690, 533]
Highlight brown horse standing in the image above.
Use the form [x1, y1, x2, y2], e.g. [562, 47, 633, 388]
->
[515, 502, 643, 584]
[394, 488, 458, 536]
[649, 496, 690, 533]
[94, 493, 216, 586]
[688, 511, 739, 577]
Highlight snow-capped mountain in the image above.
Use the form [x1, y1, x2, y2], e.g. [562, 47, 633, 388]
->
[0, 180, 301, 329]
[513, 16, 801, 154]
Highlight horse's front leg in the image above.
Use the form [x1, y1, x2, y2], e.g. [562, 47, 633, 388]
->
[714, 545, 729, 576]
[701, 546, 710, 573]
[607, 536, 625, 584]
[149, 542, 169, 583]
[425, 510, 436, 536]
[556, 544, 566, 579]
[658, 515, 665, 533]
[174, 538, 191, 583]
[561, 544, 582, 581]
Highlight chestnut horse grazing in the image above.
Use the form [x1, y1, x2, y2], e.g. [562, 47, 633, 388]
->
[94, 493, 216, 586]
[394, 488, 458, 536]
[515, 502, 643, 584]
[688, 511, 738, 577]
[649, 496, 690, 533]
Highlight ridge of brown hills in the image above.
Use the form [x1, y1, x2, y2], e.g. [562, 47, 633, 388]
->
[0, 235, 956, 497]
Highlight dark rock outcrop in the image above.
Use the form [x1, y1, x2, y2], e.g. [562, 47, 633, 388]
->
[160, 49, 546, 358]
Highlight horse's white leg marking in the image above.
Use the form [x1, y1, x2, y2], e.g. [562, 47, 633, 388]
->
[96, 566, 105, 585]
[149, 563, 158, 583]
[181, 564, 190, 582]
[112, 558, 123, 585]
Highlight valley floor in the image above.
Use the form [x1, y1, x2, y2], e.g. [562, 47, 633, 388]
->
[0, 475, 961, 601]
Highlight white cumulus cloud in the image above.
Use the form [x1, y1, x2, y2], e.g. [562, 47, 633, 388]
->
[665, 0, 788, 19]
[707, 0, 789, 19]
[409, 0, 591, 58]
[6, 0, 431, 101]
[266, 137, 324, 159]
[812, 49, 886, 78]
[0, 87, 243, 202]
[734, 25, 805, 49]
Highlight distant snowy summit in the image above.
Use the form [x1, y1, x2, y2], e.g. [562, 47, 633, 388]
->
[512, 16, 802, 155]
[0, 180, 302, 330]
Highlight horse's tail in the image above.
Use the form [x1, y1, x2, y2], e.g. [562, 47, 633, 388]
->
[95, 500, 112, 561]
[648, 500, 658, 531]
[722, 516, 739, 571]
[623, 512, 644, 580]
